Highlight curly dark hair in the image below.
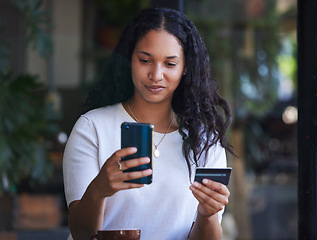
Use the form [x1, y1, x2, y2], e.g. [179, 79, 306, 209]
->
[84, 7, 234, 177]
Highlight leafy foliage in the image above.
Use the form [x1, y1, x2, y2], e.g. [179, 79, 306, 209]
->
[0, 0, 57, 193]
[11, 0, 53, 59]
[0, 72, 59, 192]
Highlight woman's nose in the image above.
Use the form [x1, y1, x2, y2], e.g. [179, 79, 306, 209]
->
[149, 64, 163, 81]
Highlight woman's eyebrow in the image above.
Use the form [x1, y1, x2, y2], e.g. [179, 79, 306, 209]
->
[137, 51, 179, 59]
[137, 51, 152, 56]
[166, 55, 178, 59]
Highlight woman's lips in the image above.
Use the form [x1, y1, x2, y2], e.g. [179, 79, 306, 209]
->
[145, 84, 165, 93]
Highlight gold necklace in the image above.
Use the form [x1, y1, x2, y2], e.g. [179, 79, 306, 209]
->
[127, 102, 174, 158]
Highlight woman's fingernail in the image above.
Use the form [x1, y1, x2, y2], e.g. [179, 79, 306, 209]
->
[203, 179, 209, 184]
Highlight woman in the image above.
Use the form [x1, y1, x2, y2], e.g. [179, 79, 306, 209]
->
[63, 7, 234, 240]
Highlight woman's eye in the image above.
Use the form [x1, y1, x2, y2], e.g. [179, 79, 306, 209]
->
[140, 59, 150, 63]
[166, 62, 176, 67]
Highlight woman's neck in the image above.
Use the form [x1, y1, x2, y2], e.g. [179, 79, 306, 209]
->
[123, 98, 178, 133]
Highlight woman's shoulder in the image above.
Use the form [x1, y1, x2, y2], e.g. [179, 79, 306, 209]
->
[82, 103, 122, 120]
[76, 103, 125, 129]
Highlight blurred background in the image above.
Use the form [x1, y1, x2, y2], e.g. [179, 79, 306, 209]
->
[0, 0, 298, 239]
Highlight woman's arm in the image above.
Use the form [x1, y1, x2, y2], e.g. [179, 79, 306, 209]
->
[68, 185, 106, 240]
[67, 148, 152, 240]
[189, 214, 222, 240]
[68, 170, 114, 240]
[189, 179, 230, 240]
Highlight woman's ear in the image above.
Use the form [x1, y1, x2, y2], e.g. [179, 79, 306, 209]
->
[183, 66, 188, 75]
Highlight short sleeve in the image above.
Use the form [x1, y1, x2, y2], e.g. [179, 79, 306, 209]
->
[205, 141, 227, 168]
[63, 116, 100, 207]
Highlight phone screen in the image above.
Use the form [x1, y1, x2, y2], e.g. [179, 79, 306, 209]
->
[121, 122, 154, 184]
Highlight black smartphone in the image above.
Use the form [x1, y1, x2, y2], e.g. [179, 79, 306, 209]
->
[121, 122, 154, 184]
[194, 167, 232, 185]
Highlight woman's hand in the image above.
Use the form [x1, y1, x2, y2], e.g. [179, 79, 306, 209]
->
[190, 179, 230, 218]
[92, 147, 152, 198]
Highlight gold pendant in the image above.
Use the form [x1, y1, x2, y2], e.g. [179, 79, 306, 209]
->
[154, 148, 160, 158]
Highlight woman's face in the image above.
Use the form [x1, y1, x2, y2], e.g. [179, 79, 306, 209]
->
[131, 30, 186, 105]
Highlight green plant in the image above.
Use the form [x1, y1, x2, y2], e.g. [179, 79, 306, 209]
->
[0, 0, 58, 193]
[11, 0, 53, 58]
[0, 72, 58, 193]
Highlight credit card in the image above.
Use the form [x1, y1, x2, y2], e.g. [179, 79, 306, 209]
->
[194, 167, 232, 185]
